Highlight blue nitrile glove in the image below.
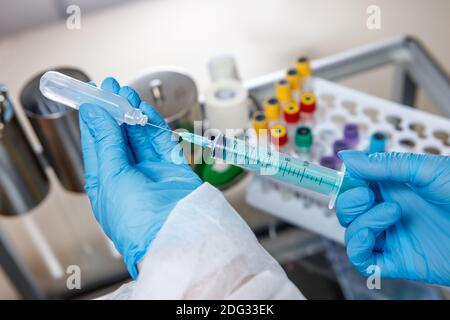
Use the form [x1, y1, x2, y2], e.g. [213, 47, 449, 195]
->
[336, 151, 450, 286]
[79, 77, 202, 279]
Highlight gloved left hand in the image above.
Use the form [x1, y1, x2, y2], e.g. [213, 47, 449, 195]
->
[79, 77, 202, 278]
[336, 151, 450, 286]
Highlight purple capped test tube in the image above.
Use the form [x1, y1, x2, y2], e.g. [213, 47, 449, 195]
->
[333, 139, 349, 156]
[343, 123, 359, 148]
[333, 139, 349, 165]
[320, 156, 338, 170]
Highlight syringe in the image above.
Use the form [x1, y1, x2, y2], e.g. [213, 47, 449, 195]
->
[178, 132, 365, 208]
[40, 71, 364, 208]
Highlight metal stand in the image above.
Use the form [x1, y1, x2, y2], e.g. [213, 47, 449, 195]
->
[0, 231, 45, 299]
[246, 35, 450, 116]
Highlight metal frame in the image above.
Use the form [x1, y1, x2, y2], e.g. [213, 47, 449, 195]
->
[0, 231, 45, 299]
[245, 35, 450, 117]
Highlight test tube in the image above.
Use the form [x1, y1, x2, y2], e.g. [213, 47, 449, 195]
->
[294, 126, 313, 160]
[296, 56, 311, 78]
[275, 80, 292, 104]
[263, 97, 281, 122]
[286, 68, 301, 101]
[270, 124, 288, 152]
[39, 71, 148, 125]
[283, 102, 300, 138]
[286, 68, 301, 91]
[343, 123, 359, 148]
[333, 139, 349, 166]
[252, 111, 269, 136]
[369, 132, 387, 153]
[296, 56, 312, 90]
[300, 92, 316, 125]
[320, 155, 339, 170]
[283, 102, 300, 124]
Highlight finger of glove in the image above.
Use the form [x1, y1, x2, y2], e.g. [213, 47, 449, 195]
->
[79, 112, 98, 200]
[98, 78, 137, 164]
[336, 186, 375, 227]
[139, 102, 185, 164]
[79, 103, 131, 182]
[339, 150, 450, 192]
[344, 201, 401, 246]
[118, 86, 159, 162]
[101, 77, 120, 94]
[346, 228, 382, 276]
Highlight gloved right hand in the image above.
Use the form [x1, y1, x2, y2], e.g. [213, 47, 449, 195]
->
[79, 77, 202, 279]
[336, 151, 450, 286]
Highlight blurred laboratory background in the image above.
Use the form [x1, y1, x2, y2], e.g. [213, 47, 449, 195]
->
[0, 0, 449, 299]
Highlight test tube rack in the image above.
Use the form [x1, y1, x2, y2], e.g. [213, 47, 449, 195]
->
[245, 77, 450, 243]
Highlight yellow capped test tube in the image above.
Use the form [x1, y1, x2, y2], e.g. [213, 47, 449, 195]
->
[252, 111, 269, 135]
[275, 79, 292, 104]
[286, 68, 301, 90]
[296, 56, 311, 79]
[264, 97, 281, 121]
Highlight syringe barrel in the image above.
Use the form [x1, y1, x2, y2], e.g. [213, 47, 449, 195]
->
[210, 134, 364, 208]
[39, 71, 147, 125]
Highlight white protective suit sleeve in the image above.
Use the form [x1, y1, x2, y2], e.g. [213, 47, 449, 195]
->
[102, 183, 305, 299]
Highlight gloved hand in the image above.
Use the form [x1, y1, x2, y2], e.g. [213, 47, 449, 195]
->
[336, 151, 450, 286]
[79, 77, 202, 279]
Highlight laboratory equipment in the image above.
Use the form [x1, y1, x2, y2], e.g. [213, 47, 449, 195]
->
[208, 54, 240, 81]
[0, 85, 49, 215]
[247, 70, 450, 244]
[283, 102, 300, 123]
[296, 56, 312, 90]
[203, 79, 249, 134]
[286, 68, 301, 91]
[295, 126, 313, 159]
[333, 139, 349, 158]
[295, 56, 311, 79]
[320, 155, 339, 170]
[0, 84, 64, 281]
[264, 97, 281, 121]
[40, 70, 361, 209]
[22, 68, 88, 192]
[343, 123, 359, 148]
[128, 67, 200, 129]
[275, 79, 291, 104]
[200, 162, 243, 188]
[300, 92, 316, 117]
[369, 132, 387, 153]
[252, 111, 268, 135]
[269, 124, 288, 149]
[178, 130, 363, 209]
[40, 71, 148, 126]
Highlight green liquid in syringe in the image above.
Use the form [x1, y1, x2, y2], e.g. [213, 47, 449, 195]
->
[218, 137, 342, 196]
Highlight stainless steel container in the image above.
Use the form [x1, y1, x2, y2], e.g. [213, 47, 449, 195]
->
[128, 67, 200, 130]
[20, 68, 89, 193]
[0, 85, 49, 216]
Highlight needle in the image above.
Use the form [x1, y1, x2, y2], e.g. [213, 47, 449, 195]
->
[143, 122, 179, 135]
